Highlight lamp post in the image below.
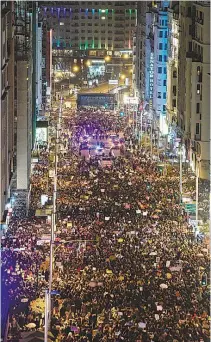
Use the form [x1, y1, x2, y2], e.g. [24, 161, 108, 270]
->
[104, 55, 111, 93]
[47, 94, 63, 339]
[85, 60, 91, 88]
[195, 160, 200, 235]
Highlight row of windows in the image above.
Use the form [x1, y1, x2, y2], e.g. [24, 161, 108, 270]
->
[159, 19, 168, 27]
[158, 43, 167, 50]
[157, 92, 166, 99]
[62, 29, 132, 33]
[43, 7, 136, 14]
[53, 42, 117, 48]
[158, 55, 167, 62]
[158, 67, 167, 74]
[158, 30, 168, 38]
[58, 37, 126, 41]
[53, 22, 135, 27]
[48, 14, 136, 20]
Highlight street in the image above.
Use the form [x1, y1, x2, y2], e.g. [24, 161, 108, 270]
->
[2, 104, 210, 341]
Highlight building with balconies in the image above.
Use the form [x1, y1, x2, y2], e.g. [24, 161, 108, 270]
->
[38, 1, 137, 58]
[0, 1, 15, 222]
[166, 2, 179, 130]
[177, 1, 210, 179]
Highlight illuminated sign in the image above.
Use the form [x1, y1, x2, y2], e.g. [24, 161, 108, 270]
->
[77, 93, 115, 109]
[36, 121, 48, 143]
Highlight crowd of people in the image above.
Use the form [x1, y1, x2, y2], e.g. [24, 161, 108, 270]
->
[2, 108, 210, 342]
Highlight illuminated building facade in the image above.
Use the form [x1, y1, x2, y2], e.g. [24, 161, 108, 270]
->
[39, 1, 136, 58]
[152, 2, 169, 133]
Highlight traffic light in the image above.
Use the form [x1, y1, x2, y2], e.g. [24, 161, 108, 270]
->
[201, 273, 207, 286]
[120, 111, 124, 117]
[105, 103, 108, 109]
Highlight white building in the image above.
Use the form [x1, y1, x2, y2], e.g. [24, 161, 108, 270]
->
[152, 2, 169, 134]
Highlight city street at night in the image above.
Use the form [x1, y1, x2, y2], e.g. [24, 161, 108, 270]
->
[0, 1, 210, 342]
[2, 104, 210, 342]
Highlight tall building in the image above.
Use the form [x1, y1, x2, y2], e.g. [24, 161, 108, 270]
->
[39, 1, 136, 57]
[152, 1, 169, 133]
[166, 1, 179, 148]
[0, 1, 15, 222]
[15, 1, 33, 190]
[133, 1, 149, 100]
[134, 1, 169, 131]
[41, 20, 53, 107]
[167, 1, 210, 179]
[188, 1, 210, 179]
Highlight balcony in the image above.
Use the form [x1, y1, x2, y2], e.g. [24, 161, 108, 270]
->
[186, 51, 202, 62]
[195, 17, 204, 25]
[194, 1, 210, 6]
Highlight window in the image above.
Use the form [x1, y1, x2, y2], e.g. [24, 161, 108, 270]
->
[196, 123, 200, 135]
[164, 67, 166, 74]
[163, 79, 166, 86]
[172, 99, 176, 107]
[173, 71, 177, 78]
[163, 105, 166, 112]
[164, 55, 167, 62]
[173, 85, 176, 96]
[165, 30, 167, 38]
[158, 92, 161, 99]
[196, 103, 200, 113]
[165, 43, 167, 50]
[189, 25, 192, 35]
[159, 55, 162, 62]
[197, 84, 200, 94]
[159, 43, 163, 50]
[163, 92, 166, 99]
[158, 67, 162, 73]
[159, 30, 163, 38]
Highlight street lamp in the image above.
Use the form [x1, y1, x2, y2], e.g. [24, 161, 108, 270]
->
[73, 65, 79, 73]
[104, 55, 111, 63]
[178, 144, 183, 204]
[86, 60, 91, 67]
[120, 74, 126, 81]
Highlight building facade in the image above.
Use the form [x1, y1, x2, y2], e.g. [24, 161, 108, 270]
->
[39, 1, 137, 58]
[0, 1, 15, 221]
[152, 2, 169, 133]
[166, 2, 179, 128]
[41, 20, 53, 107]
[15, 1, 33, 190]
[174, 1, 210, 179]
[133, 1, 148, 100]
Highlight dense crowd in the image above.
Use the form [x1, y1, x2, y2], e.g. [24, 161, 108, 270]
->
[2, 109, 210, 342]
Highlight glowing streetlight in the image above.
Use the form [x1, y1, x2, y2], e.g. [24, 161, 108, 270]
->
[104, 55, 111, 62]
[123, 53, 129, 59]
[86, 60, 91, 67]
[120, 74, 126, 80]
[73, 65, 79, 73]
